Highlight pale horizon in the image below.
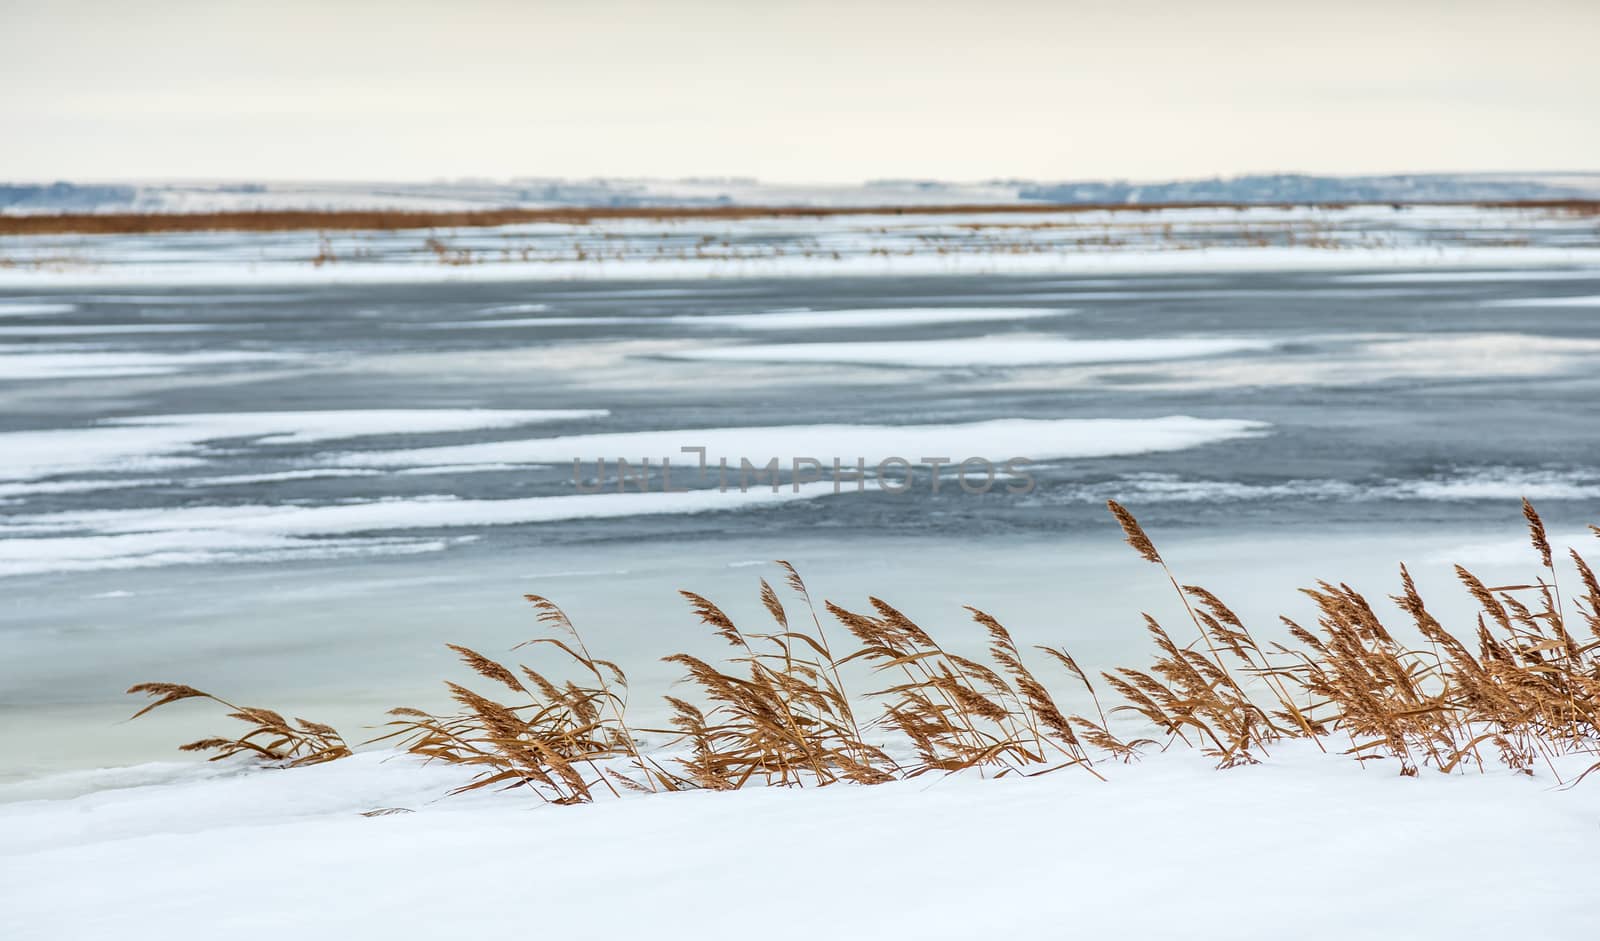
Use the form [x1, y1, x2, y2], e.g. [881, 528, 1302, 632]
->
[4, 0, 1597, 183]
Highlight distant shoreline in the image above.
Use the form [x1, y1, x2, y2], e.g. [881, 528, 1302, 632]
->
[4, 199, 1598, 236]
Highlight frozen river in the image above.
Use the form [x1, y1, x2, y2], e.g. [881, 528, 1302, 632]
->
[3, 207, 1600, 780]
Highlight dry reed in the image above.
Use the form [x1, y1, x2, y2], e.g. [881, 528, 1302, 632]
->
[9, 200, 1597, 236]
[130, 500, 1600, 797]
[125, 683, 350, 766]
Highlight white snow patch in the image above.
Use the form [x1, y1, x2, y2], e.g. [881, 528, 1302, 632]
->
[426, 315, 652, 328]
[1394, 470, 1600, 501]
[1335, 269, 1600, 283]
[180, 468, 390, 487]
[0, 478, 173, 499]
[663, 336, 1274, 368]
[114, 410, 608, 446]
[0, 350, 294, 380]
[0, 486, 841, 576]
[5, 246, 1600, 288]
[1485, 294, 1600, 308]
[1, 744, 1594, 940]
[478, 303, 550, 314]
[671, 307, 1073, 329]
[0, 410, 607, 482]
[4, 486, 842, 540]
[426, 307, 1072, 331]
[0, 529, 458, 577]
[0, 301, 77, 316]
[1058, 467, 1600, 505]
[0, 323, 232, 336]
[339, 417, 1271, 471]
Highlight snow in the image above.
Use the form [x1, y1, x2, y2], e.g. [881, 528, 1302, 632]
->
[0, 350, 295, 380]
[4, 246, 1600, 289]
[0, 416, 1265, 575]
[0, 409, 608, 481]
[1335, 268, 1600, 283]
[1047, 467, 1600, 505]
[432, 307, 1073, 330]
[113, 410, 608, 446]
[663, 336, 1275, 367]
[1486, 294, 1600, 307]
[670, 306, 1074, 329]
[0, 301, 77, 316]
[6, 485, 844, 541]
[1, 743, 1594, 940]
[0, 529, 455, 576]
[477, 302, 550, 313]
[427, 315, 659, 328]
[0, 246, 1589, 288]
[338, 416, 1270, 471]
[0, 323, 232, 336]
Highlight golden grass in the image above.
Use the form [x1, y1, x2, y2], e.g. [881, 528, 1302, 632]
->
[125, 683, 350, 766]
[130, 499, 1600, 797]
[7, 200, 1598, 235]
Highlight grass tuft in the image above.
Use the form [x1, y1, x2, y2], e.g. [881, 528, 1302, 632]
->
[130, 501, 1600, 797]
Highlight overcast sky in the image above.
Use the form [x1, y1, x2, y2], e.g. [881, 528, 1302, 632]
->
[3, 0, 1596, 183]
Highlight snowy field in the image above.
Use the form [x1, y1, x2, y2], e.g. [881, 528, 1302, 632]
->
[3, 745, 1597, 940]
[3, 205, 1600, 938]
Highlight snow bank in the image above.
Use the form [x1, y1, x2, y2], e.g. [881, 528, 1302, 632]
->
[1, 744, 1593, 940]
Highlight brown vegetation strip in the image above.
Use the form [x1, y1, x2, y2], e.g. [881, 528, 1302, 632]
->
[130, 500, 1600, 803]
[7, 200, 1600, 235]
